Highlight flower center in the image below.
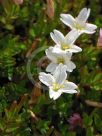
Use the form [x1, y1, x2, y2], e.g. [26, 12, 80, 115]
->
[52, 83, 63, 91]
[61, 44, 70, 50]
[75, 21, 85, 30]
[57, 57, 65, 64]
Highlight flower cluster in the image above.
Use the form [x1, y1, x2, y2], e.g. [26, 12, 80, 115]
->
[39, 8, 97, 100]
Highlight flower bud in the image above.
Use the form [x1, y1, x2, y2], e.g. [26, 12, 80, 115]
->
[68, 113, 82, 130]
[97, 29, 102, 48]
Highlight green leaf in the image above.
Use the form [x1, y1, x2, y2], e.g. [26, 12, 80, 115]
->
[83, 113, 93, 127]
[86, 127, 94, 136]
[94, 114, 102, 133]
[36, 120, 50, 134]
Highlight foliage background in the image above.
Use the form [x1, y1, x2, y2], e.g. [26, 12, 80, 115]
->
[0, 0, 102, 135]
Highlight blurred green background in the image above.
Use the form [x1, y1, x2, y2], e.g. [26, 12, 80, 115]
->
[0, 0, 102, 135]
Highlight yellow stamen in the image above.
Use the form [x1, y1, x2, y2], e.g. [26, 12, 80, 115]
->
[61, 44, 70, 50]
[75, 22, 85, 30]
[57, 57, 65, 64]
[53, 83, 63, 91]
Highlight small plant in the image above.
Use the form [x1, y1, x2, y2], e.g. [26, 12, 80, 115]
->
[1, 1, 102, 135]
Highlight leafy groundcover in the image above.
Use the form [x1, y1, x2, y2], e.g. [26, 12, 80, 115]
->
[0, 0, 102, 136]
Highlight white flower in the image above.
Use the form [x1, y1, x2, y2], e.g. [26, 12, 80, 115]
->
[46, 47, 76, 73]
[39, 64, 77, 100]
[50, 29, 82, 53]
[60, 8, 97, 34]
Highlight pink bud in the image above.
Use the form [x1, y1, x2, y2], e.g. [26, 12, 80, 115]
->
[13, 0, 23, 5]
[68, 113, 82, 130]
[99, 29, 102, 37]
[97, 29, 102, 48]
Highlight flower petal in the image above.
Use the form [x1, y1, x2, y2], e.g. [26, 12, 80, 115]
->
[39, 72, 54, 86]
[66, 61, 76, 72]
[46, 62, 57, 73]
[52, 45, 63, 53]
[60, 14, 75, 29]
[65, 29, 80, 44]
[84, 23, 97, 34]
[77, 8, 90, 23]
[63, 81, 77, 90]
[62, 89, 77, 94]
[60, 81, 77, 93]
[62, 52, 72, 61]
[49, 88, 62, 100]
[53, 29, 65, 43]
[69, 45, 82, 53]
[66, 52, 72, 58]
[53, 64, 67, 84]
[45, 47, 57, 63]
[50, 29, 64, 45]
